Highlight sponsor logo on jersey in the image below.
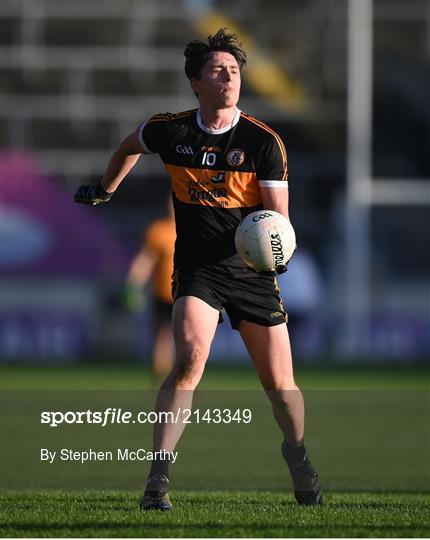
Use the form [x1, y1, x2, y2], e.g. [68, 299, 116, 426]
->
[176, 145, 194, 155]
[226, 148, 245, 167]
[211, 172, 226, 184]
[188, 187, 228, 203]
[270, 233, 284, 265]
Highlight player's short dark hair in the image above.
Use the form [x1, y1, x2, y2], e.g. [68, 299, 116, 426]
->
[184, 28, 247, 81]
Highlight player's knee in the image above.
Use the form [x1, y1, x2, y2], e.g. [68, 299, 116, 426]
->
[172, 344, 207, 385]
[266, 386, 301, 407]
[261, 377, 298, 393]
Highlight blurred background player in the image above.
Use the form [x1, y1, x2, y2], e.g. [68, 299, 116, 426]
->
[124, 198, 176, 379]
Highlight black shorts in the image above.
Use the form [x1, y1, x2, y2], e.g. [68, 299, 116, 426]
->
[171, 264, 287, 330]
[153, 298, 172, 329]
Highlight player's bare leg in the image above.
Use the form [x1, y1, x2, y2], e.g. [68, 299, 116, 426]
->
[153, 297, 218, 450]
[239, 321, 304, 442]
[152, 323, 174, 381]
[239, 320, 322, 505]
[140, 296, 219, 510]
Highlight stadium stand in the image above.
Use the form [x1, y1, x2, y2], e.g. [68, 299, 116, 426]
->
[1, 0, 428, 360]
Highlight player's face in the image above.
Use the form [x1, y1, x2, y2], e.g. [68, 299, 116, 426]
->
[192, 51, 241, 109]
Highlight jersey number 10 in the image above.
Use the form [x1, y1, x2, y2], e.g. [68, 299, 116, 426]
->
[202, 152, 217, 166]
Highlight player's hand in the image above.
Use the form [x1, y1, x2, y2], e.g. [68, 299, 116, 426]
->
[122, 283, 147, 312]
[274, 246, 296, 274]
[74, 182, 113, 205]
[274, 264, 289, 275]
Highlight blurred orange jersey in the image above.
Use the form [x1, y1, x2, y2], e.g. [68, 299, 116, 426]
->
[145, 217, 176, 304]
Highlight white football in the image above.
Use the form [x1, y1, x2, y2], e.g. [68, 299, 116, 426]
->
[235, 210, 296, 271]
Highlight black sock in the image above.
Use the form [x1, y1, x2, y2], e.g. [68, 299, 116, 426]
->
[281, 440, 308, 467]
[148, 457, 170, 479]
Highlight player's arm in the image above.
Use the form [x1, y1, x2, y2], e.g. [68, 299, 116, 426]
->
[260, 184, 289, 219]
[257, 130, 289, 218]
[123, 245, 158, 312]
[255, 130, 291, 273]
[74, 128, 143, 205]
[259, 184, 292, 274]
[126, 246, 158, 288]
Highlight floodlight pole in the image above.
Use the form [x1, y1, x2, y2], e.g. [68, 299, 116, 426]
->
[344, 0, 373, 355]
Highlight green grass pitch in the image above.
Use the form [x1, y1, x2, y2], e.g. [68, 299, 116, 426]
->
[1, 363, 429, 538]
[1, 491, 429, 538]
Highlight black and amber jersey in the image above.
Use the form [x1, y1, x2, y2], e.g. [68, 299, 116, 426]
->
[139, 108, 288, 271]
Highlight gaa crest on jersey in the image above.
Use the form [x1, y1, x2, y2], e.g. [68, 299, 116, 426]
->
[226, 148, 245, 167]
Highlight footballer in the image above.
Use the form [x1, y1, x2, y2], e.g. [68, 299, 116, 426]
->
[75, 28, 322, 510]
